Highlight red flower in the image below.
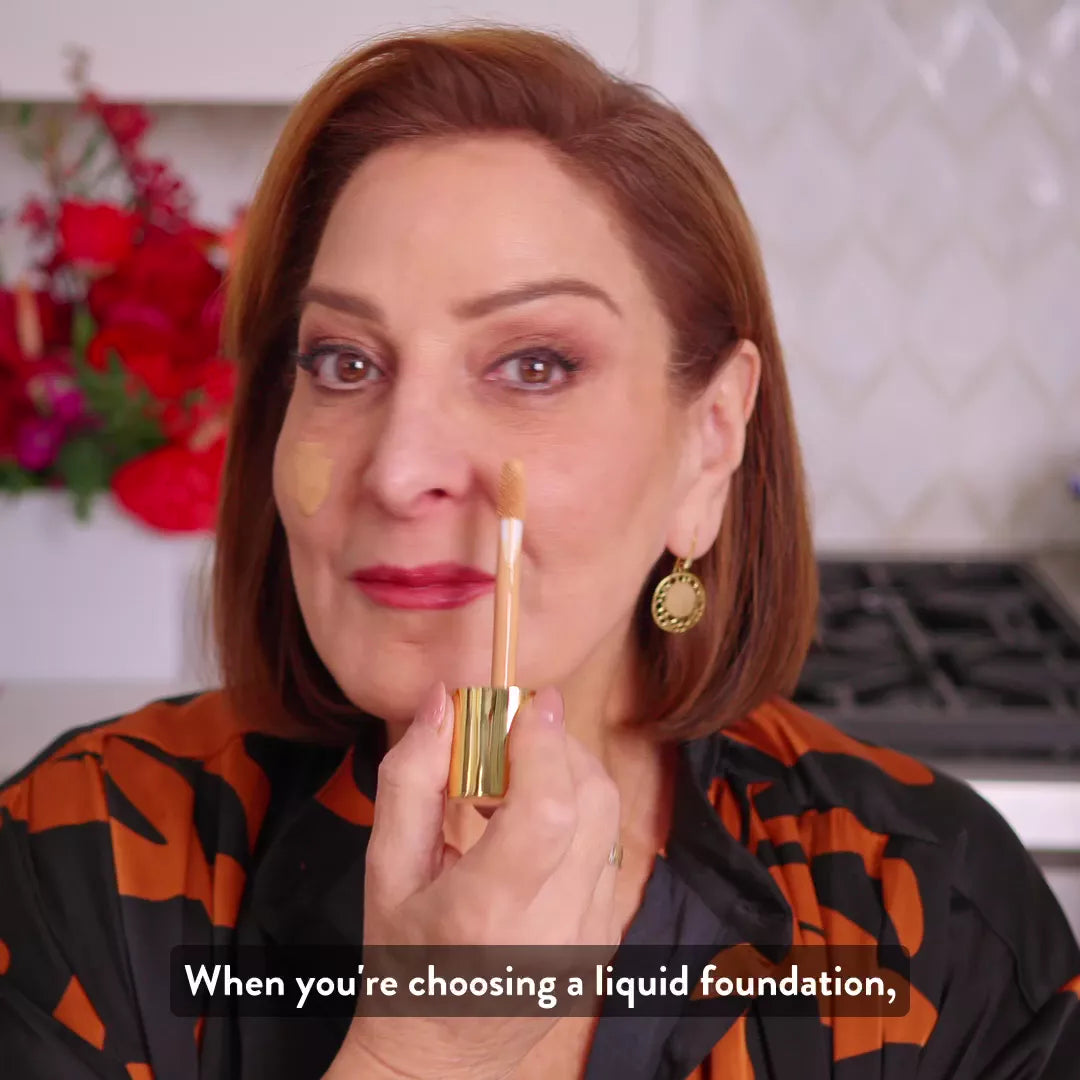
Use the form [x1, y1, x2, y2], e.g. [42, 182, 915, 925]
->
[104, 106, 151, 153]
[80, 92, 152, 153]
[57, 200, 140, 269]
[0, 289, 71, 369]
[15, 414, 66, 470]
[0, 375, 30, 458]
[199, 293, 223, 351]
[111, 439, 226, 532]
[220, 207, 247, 267]
[129, 159, 194, 230]
[36, 295, 72, 353]
[18, 197, 52, 239]
[88, 229, 221, 333]
[0, 348, 76, 463]
[86, 323, 189, 400]
[0, 290, 18, 369]
[191, 356, 236, 405]
[175, 223, 222, 255]
[157, 356, 236, 441]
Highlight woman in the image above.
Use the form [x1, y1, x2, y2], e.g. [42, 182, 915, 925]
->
[1, 25, 1077, 1080]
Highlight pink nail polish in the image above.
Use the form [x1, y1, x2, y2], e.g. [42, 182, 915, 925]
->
[533, 687, 564, 727]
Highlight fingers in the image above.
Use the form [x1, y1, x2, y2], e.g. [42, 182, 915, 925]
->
[564, 734, 620, 881]
[366, 682, 452, 906]
[585, 839, 621, 950]
[561, 735, 621, 941]
[466, 687, 576, 897]
[439, 842, 463, 875]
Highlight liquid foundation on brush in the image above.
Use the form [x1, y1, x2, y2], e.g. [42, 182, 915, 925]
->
[447, 459, 534, 805]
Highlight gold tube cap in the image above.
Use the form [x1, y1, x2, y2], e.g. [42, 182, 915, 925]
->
[447, 685, 534, 803]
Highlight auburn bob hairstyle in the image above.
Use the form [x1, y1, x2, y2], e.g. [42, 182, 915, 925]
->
[213, 24, 818, 741]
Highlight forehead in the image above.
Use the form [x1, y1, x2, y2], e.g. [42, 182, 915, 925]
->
[311, 134, 657, 308]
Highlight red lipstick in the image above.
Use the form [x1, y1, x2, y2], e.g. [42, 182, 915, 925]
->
[350, 563, 494, 610]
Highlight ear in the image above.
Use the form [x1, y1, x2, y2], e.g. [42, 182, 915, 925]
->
[666, 339, 762, 558]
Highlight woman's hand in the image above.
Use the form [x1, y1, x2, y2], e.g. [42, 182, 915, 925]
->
[326, 683, 621, 1080]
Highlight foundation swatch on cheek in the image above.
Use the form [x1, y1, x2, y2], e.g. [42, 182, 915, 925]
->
[290, 440, 333, 516]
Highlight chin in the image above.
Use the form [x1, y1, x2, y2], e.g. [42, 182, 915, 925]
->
[325, 644, 485, 726]
[334, 672, 418, 726]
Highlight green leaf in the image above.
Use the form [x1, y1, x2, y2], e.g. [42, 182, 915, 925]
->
[72, 130, 105, 175]
[0, 460, 40, 494]
[72, 487, 93, 521]
[71, 305, 97, 360]
[16, 102, 34, 128]
[72, 348, 139, 419]
[71, 349, 169, 468]
[90, 158, 125, 187]
[107, 409, 166, 466]
[55, 435, 110, 517]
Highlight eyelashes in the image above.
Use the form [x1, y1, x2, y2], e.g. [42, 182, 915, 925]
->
[293, 345, 380, 391]
[291, 341, 584, 395]
[494, 346, 582, 390]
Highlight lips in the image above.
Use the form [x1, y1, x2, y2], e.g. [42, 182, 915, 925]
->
[350, 562, 495, 610]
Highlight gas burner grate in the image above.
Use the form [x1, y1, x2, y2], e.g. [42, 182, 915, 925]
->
[792, 559, 1080, 760]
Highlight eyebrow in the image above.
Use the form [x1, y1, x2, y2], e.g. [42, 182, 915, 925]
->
[297, 276, 623, 323]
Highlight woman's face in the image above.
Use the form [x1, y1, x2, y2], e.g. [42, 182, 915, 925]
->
[274, 134, 751, 725]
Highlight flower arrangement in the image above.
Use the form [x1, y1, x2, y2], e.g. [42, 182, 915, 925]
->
[0, 71, 243, 532]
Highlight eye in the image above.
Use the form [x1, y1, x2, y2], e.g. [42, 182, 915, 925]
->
[294, 344, 384, 391]
[492, 347, 580, 391]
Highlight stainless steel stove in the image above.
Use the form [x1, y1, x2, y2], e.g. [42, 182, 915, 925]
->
[792, 559, 1080, 760]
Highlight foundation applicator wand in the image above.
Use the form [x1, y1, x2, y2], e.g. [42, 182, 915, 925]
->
[492, 459, 525, 688]
[447, 459, 535, 804]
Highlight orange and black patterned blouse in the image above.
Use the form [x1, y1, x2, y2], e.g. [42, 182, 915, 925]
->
[1, 690, 1078, 1079]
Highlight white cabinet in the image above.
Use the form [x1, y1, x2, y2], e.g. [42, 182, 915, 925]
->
[0, 492, 213, 780]
[0, 493, 213, 681]
[1, 0, 643, 103]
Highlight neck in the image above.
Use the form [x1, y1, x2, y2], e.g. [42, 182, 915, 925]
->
[564, 629, 670, 843]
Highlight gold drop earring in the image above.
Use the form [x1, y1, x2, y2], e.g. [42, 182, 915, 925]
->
[651, 529, 707, 633]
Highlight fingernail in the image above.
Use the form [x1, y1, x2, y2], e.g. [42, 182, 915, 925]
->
[532, 687, 564, 728]
[418, 682, 447, 731]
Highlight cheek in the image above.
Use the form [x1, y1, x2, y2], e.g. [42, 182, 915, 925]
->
[529, 391, 676, 569]
[291, 441, 334, 516]
[272, 395, 343, 542]
[273, 435, 333, 522]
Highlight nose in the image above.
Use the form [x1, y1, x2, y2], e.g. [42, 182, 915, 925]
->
[358, 370, 473, 518]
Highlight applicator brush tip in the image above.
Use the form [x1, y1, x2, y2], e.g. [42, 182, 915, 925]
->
[497, 459, 526, 521]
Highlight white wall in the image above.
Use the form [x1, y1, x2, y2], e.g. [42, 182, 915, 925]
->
[0, 0, 642, 102]
[3, 0, 1078, 552]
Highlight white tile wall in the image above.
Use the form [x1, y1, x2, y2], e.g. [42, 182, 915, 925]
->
[653, 0, 1080, 552]
[1, 0, 1078, 552]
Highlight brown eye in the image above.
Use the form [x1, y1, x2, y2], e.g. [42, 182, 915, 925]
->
[295, 345, 384, 391]
[334, 353, 370, 384]
[519, 355, 555, 383]
[494, 347, 579, 391]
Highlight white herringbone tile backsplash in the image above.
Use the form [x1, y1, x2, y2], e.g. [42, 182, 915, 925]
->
[2, 0, 1078, 552]
[646, 0, 1080, 552]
